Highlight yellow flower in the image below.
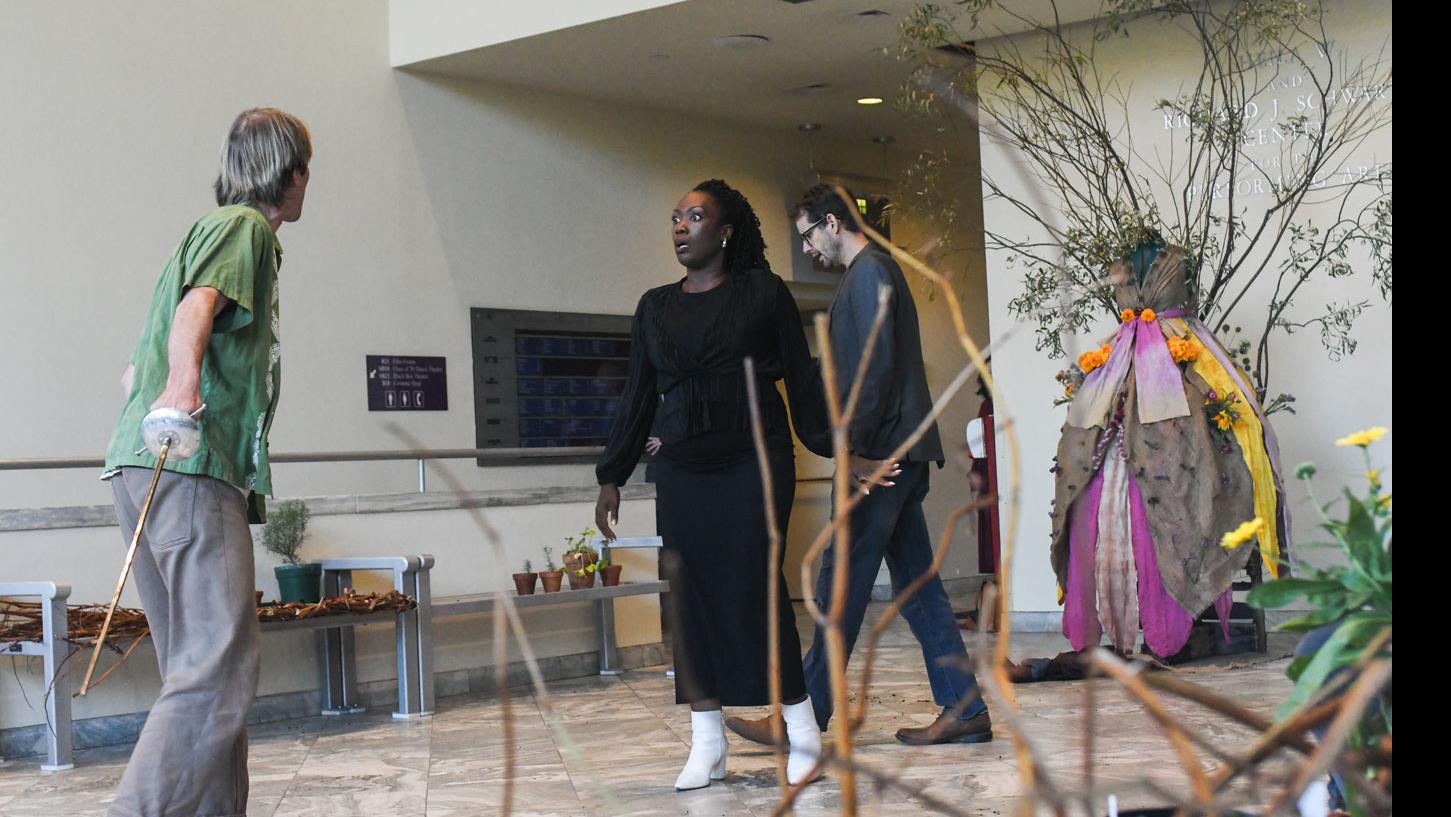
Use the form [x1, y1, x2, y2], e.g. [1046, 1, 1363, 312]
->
[1366, 469, 1381, 487]
[1220, 518, 1265, 551]
[1215, 410, 1233, 431]
[1378, 494, 1392, 511]
[1335, 426, 1388, 447]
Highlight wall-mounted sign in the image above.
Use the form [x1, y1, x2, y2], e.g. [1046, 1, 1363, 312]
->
[367, 355, 448, 411]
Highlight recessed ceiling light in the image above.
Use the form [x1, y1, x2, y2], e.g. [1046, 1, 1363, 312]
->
[857, 97, 884, 105]
[798, 123, 823, 133]
[712, 34, 771, 50]
[797, 83, 832, 94]
[856, 9, 891, 19]
[872, 135, 896, 144]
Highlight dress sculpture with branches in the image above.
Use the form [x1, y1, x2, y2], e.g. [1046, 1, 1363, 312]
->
[1050, 241, 1288, 656]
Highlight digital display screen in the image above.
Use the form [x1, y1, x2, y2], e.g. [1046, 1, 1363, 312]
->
[470, 308, 635, 456]
[512, 332, 628, 447]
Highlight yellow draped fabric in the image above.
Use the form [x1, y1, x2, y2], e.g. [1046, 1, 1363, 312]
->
[1174, 321, 1282, 577]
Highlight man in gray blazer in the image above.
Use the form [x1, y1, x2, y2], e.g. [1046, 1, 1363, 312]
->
[727, 184, 992, 747]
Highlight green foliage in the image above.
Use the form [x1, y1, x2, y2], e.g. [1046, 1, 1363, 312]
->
[542, 547, 558, 573]
[260, 499, 310, 566]
[1247, 431, 1390, 815]
[894, 1, 1392, 400]
[563, 528, 599, 558]
[522, 559, 534, 574]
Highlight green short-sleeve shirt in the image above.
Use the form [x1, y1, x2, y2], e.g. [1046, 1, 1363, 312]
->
[103, 204, 283, 522]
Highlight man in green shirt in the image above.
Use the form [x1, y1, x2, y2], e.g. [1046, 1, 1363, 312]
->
[101, 107, 311, 817]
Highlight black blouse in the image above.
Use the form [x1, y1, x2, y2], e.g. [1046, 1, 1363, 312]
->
[595, 268, 830, 486]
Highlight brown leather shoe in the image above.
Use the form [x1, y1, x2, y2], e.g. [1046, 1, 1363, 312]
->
[894, 710, 993, 745]
[724, 713, 788, 747]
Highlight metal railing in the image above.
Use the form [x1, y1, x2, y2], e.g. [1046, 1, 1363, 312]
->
[0, 447, 606, 493]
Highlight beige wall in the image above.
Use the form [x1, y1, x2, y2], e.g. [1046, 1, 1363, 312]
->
[0, 0, 994, 729]
[977, 0, 1393, 616]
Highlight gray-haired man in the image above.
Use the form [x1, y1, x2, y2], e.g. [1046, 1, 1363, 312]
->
[101, 108, 311, 817]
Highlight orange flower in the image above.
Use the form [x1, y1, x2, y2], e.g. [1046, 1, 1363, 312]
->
[1120, 308, 1136, 323]
[1215, 410, 1233, 431]
[1140, 308, 1157, 323]
[1077, 343, 1113, 375]
[1166, 335, 1200, 363]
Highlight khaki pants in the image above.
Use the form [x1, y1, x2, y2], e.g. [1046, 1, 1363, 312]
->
[107, 468, 260, 817]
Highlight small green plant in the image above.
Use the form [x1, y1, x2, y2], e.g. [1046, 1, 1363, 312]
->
[542, 547, 558, 572]
[1240, 426, 1390, 815]
[563, 527, 598, 557]
[260, 499, 310, 566]
[598, 542, 612, 569]
[521, 559, 534, 574]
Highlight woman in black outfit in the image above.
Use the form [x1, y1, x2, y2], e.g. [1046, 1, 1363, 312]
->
[595, 179, 828, 790]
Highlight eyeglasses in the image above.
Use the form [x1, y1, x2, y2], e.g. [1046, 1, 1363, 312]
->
[798, 215, 828, 246]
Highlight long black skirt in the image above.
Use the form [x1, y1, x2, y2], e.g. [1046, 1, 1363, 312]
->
[654, 445, 807, 706]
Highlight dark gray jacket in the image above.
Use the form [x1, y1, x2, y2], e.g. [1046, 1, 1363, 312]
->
[826, 244, 945, 464]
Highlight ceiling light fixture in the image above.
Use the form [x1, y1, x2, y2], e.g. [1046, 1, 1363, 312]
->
[856, 9, 891, 18]
[857, 97, 884, 105]
[798, 123, 823, 133]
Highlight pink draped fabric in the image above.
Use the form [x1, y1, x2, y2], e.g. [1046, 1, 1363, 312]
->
[1067, 311, 1191, 429]
[1063, 467, 1105, 650]
[1132, 316, 1191, 424]
[1214, 589, 1233, 644]
[1065, 442, 1225, 657]
[1127, 467, 1194, 655]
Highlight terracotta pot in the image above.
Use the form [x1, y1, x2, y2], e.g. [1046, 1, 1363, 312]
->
[600, 564, 623, 587]
[562, 551, 598, 576]
[539, 570, 564, 593]
[567, 568, 596, 590]
[512, 572, 539, 595]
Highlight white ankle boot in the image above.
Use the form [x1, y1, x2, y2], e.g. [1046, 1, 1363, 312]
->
[782, 699, 823, 786]
[674, 709, 728, 791]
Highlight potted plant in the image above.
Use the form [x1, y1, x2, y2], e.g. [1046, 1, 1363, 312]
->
[562, 528, 599, 590]
[538, 547, 564, 593]
[512, 559, 538, 596]
[599, 542, 623, 587]
[1242, 426, 1392, 816]
[260, 499, 321, 604]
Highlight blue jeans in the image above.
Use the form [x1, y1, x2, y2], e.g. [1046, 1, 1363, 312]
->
[802, 461, 988, 730]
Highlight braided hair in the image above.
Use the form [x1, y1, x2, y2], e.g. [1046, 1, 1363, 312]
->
[693, 179, 769, 276]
